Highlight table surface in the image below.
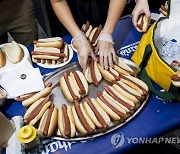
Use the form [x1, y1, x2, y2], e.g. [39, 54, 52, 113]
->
[1, 16, 180, 154]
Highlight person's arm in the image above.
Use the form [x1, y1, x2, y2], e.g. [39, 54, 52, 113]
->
[50, 0, 80, 37]
[97, 0, 127, 69]
[132, 0, 150, 28]
[50, 0, 96, 71]
[103, 0, 127, 35]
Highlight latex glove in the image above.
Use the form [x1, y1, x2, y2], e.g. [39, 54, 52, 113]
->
[96, 33, 117, 69]
[72, 31, 97, 72]
[132, 0, 150, 28]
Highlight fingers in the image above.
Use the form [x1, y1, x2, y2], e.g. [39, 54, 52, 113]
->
[100, 52, 104, 69]
[98, 41, 117, 69]
[82, 55, 88, 73]
[94, 46, 99, 54]
[144, 9, 151, 25]
[108, 52, 113, 68]
[90, 51, 98, 62]
[112, 49, 117, 64]
[99, 48, 116, 69]
[132, 11, 139, 28]
[104, 52, 108, 70]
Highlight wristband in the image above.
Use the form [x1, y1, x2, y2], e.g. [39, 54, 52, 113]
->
[71, 31, 86, 43]
[98, 33, 114, 44]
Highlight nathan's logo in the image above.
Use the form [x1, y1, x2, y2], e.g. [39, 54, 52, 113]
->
[116, 41, 139, 57]
[42, 140, 76, 154]
[111, 132, 125, 148]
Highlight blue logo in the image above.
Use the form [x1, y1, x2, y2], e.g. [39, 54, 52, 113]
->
[111, 132, 125, 148]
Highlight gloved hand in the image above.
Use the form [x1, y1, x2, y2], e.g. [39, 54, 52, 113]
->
[96, 33, 117, 69]
[132, 0, 150, 29]
[72, 31, 97, 72]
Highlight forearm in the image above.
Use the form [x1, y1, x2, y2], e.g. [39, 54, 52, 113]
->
[50, 0, 81, 37]
[136, 0, 148, 3]
[103, 0, 127, 34]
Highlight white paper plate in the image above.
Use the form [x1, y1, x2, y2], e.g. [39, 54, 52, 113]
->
[70, 39, 77, 53]
[36, 45, 74, 69]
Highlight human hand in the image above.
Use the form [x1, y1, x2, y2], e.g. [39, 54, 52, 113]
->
[132, 0, 150, 29]
[72, 31, 97, 72]
[96, 33, 117, 70]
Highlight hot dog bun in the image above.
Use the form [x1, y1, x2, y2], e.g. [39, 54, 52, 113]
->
[89, 27, 98, 42]
[32, 47, 64, 60]
[70, 70, 89, 96]
[89, 25, 103, 47]
[58, 104, 76, 137]
[159, 1, 168, 17]
[72, 101, 95, 135]
[34, 37, 64, 49]
[0, 48, 6, 68]
[84, 98, 110, 129]
[22, 87, 52, 107]
[81, 21, 93, 38]
[114, 57, 134, 76]
[136, 14, 149, 32]
[23, 96, 51, 125]
[60, 72, 81, 103]
[32, 44, 69, 64]
[96, 92, 128, 121]
[103, 86, 135, 112]
[119, 75, 149, 96]
[63, 44, 69, 62]
[98, 64, 120, 82]
[38, 103, 58, 137]
[3, 41, 23, 64]
[85, 59, 102, 86]
[112, 80, 141, 103]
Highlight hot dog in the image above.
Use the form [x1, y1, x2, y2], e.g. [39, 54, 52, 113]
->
[32, 51, 65, 58]
[70, 70, 89, 96]
[23, 96, 51, 125]
[81, 21, 93, 38]
[159, 1, 168, 17]
[114, 57, 134, 76]
[34, 37, 64, 49]
[136, 14, 149, 32]
[96, 92, 129, 121]
[85, 59, 102, 86]
[98, 64, 120, 82]
[83, 98, 110, 129]
[32, 44, 69, 65]
[72, 101, 95, 135]
[22, 86, 52, 107]
[171, 71, 180, 87]
[0, 48, 6, 68]
[81, 21, 90, 33]
[119, 75, 149, 96]
[89, 24, 103, 47]
[59, 72, 81, 102]
[112, 80, 141, 103]
[103, 86, 135, 111]
[38, 103, 58, 137]
[58, 104, 76, 137]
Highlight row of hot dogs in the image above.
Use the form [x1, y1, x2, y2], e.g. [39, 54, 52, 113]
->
[60, 57, 146, 103]
[32, 37, 69, 65]
[19, 56, 149, 138]
[72, 21, 103, 50]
